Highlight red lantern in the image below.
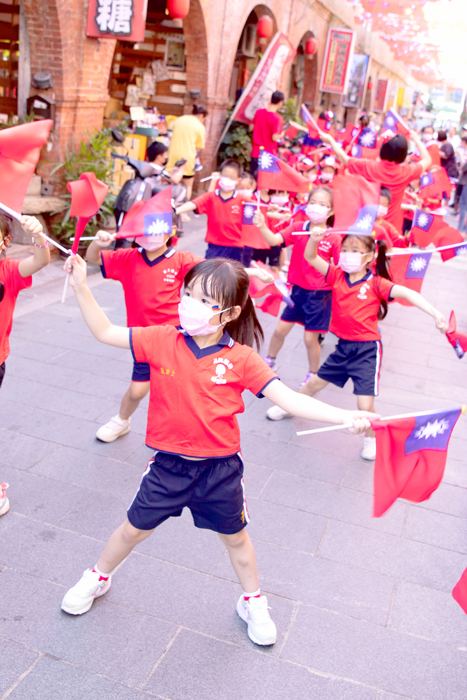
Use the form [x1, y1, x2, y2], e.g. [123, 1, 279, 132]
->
[257, 15, 273, 39]
[305, 38, 317, 56]
[367, 79, 373, 91]
[167, 0, 190, 20]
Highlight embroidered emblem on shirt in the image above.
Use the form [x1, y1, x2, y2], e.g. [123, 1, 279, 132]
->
[231, 205, 240, 215]
[162, 267, 177, 283]
[357, 282, 370, 300]
[211, 357, 233, 384]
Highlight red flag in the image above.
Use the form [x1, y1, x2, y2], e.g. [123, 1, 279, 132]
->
[371, 408, 462, 517]
[409, 209, 445, 248]
[419, 169, 453, 202]
[116, 187, 173, 238]
[337, 123, 357, 148]
[453, 568, 467, 615]
[285, 124, 299, 140]
[446, 311, 467, 359]
[67, 172, 109, 254]
[432, 226, 465, 261]
[426, 143, 441, 168]
[317, 117, 335, 139]
[382, 109, 410, 137]
[257, 150, 309, 193]
[351, 144, 380, 160]
[389, 251, 431, 305]
[301, 104, 320, 138]
[331, 174, 380, 235]
[256, 293, 282, 316]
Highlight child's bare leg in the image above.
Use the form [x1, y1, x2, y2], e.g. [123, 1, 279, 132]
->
[303, 331, 322, 373]
[119, 381, 150, 421]
[96, 519, 154, 574]
[218, 529, 259, 593]
[299, 374, 329, 397]
[268, 320, 294, 358]
[357, 395, 377, 436]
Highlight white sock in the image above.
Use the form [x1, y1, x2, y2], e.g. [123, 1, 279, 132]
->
[93, 565, 111, 579]
[243, 589, 261, 600]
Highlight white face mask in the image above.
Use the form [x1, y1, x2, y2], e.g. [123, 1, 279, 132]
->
[377, 205, 388, 218]
[307, 172, 318, 182]
[338, 251, 366, 273]
[270, 195, 289, 205]
[422, 133, 433, 142]
[237, 188, 253, 198]
[218, 176, 238, 192]
[136, 235, 166, 251]
[320, 172, 334, 183]
[178, 296, 232, 337]
[306, 203, 329, 224]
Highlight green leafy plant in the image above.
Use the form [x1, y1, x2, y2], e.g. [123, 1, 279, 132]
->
[218, 123, 252, 168]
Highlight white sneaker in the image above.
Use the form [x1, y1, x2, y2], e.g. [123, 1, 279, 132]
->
[237, 595, 277, 646]
[61, 569, 111, 615]
[0, 482, 9, 516]
[361, 436, 376, 461]
[96, 415, 130, 443]
[266, 405, 291, 421]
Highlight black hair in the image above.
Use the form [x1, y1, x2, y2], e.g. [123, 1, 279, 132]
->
[0, 211, 13, 259]
[342, 234, 391, 320]
[192, 103, 208, 117]
[380, 186, 392, 202]
[437, 130, 447, 142]
[422, 125, 434, 133]
[239, 173, 256, 189]
[308, 185, 334, 227]
[359, 114, 370, 127]
[183, 259, 264, 349]
[379, 134, 408, 164]
[219, 159, 243, 177]
[271, 91, 284, 105]
[146, 141, 168, 162]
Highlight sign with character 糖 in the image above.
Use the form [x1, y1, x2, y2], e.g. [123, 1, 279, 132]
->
[86, 0, 148, 42]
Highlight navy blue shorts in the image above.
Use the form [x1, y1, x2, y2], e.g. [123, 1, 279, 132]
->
[250, 246, 281, 268]
[317, 338, 383, 396]
[205, 243, 244, 263]
[280, 285, 332, 332]
[131, 360, 150, 382]
[127, 451, 249, 534]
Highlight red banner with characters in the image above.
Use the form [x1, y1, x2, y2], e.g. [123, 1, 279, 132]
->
[319, 28, 355, 95]
[230, 32, 296, 125]
[374, 79, 388, 112]
[87, 0, 148, 42]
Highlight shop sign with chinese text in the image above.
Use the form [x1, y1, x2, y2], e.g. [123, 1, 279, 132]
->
[374, 79, 388, 112]
[319, 28, 355, 95]
[87, 0, 148, 42]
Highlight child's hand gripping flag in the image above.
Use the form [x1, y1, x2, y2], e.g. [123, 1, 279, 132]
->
[248, 260, 293, 317]
[388, 251, 432, 306]
[67, 172, 109, 254]
[257, 150, 309, 193]
[409, 208, 446, 248]
[371, 407, 463, 517]
[446, 311, 467, 359]
[331, 174, 380, 235]
[419, 169, 453, 203]
[382, 109, 410, 137]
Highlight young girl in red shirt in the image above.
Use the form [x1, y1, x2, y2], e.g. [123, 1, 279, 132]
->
[267, 231, 448, 461]
[61, 255, 372, 646]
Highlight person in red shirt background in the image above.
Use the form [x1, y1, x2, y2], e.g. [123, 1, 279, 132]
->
[373, 187, 409, 248]
[249, 91, 285, 180]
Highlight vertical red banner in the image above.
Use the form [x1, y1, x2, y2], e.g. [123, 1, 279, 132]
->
[86, 0, 148, 42]
[319, 28, 355, 95]
[374, 79, 388, 112]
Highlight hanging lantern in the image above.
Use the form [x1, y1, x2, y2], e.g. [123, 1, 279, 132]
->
[305, 38, 317, 56]
[257, 15, 273, 39]
[167, 0, 190, 20]
[367, 78, 373, 91]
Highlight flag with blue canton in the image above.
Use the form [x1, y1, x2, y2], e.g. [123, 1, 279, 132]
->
[404, 252, 432, 279]
[116, 186, 173, 239]
[357, 127, 377, 149]
[388, 251, 432, 305]
[419, 172, 434, 189]
[409, 208, 445, 247]
[257, 150, 309, 193]
[143, 211, 173, 236]
[405, 408, 461, 455]
[331, 174, 380, 235]
[382, 109, 410, 136]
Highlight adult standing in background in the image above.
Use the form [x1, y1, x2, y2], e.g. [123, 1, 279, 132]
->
[167, 104, 207, 200]
[438, 130, 458, 179]
[448, 126, 461, 153]
[249, 91, 285, 179]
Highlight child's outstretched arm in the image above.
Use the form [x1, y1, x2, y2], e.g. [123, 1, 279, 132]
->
[66, 255, 131, 349]
[175, 201, 197, 215]
[304, 228, 330, 275]
[18, 216, 50, 277]
[319, 131, 350, 167]
[390, 285, 447, 332]
[85, 230, 116, 265]
[244, 266, 274, 284]
[252, 210, 284, 247]
[263, 380, 375, 434]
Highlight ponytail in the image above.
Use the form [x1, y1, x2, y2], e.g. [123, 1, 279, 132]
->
[374, 238, 391, 320]
[224, 296, 264, 350]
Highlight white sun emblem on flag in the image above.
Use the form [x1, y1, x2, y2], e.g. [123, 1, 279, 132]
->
[410, 256, 427, 272]
[415, 419, 450, 440]
[361, 131, 375, 147]
[244, 204, 255, 220]
[421, 176, 430, 186]
[386, 116, 395, 126]
[260, 152, 274, 169]
[355, 214, 373, 230]
[455, 246, 467, 256]
[417, 212, 429, 228]
[147, 219, 170, 235]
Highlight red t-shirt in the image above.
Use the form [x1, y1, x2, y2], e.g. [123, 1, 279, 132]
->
[373, 219, 409, 248]
[280, 222, 341, 291]
[325, 264, 394, 341]
[243, 194, 282, 250]
[193, 190, 247, 248]
[0, 258, 32, 365]
[251, 109, 284, 158]
[131, 325, 277, 457]
[348, 158, 423, 232]
[101, 247, 202, 327]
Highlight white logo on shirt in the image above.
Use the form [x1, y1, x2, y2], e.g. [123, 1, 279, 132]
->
[357, 282, 370, 300]
[163, 267, 177, 283]
[231, 205, 240, 215]
[211, 357, 234, 384]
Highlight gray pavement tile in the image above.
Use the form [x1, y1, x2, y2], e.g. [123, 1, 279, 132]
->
[70, 374, 136, 403]
[111, 553, 295, 655]
[415, 481, 467, 518]
[6, 655, 157, 700]
[281, 605, 466, 700]
[444, 458, 467, 489]
[51, 349, 133, 382]
[242, 462, 273, 498]
[31, 446, 143, 501]
[389, 580, 467, 647]
[341, 462, 373, 494]
[124, 443, 156, 468]
[8, 336, 66, 362]
[0, 398, 36, 428]
[0, 514, 105, 582]
[6, 354, 85, 389]
[237, 404, 297, 443]
[94, 403, 149, 436]
[0, 569, 176, 688]
[214, 539, 394, 626]
[146, 629, 377, 700]
[245, 498, 327, 553]
[0, 429, 59, 470]
[319, 520, 467, 592]
[260, 471, 406, 536]
[0, 639, 38, 696]
[0, 465, 89, 525]
[404, 505, 467, 554]
[34, 326, 129, 360]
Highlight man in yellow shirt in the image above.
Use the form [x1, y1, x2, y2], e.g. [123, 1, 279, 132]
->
[167, 104, 207, 199]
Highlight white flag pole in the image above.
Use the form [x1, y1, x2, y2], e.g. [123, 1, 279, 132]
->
[387, 242, 467, 256]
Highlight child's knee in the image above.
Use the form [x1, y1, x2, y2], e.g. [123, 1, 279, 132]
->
[129, 381, 149, 401]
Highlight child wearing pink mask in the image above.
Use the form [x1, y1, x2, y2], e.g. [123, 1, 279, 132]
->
[253, 186, 341, 386]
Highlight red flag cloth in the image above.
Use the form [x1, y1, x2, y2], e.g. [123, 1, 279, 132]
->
[371, 407, 462, 517]
[432, 226, 465, 260]
[301, 104, 320, 138]
[257, 150, 309, 193]
[285, 124, 298, 140]
[331, 174, 380, 235]
[317, 117, 335, 140]
[419, 169, 453, 202]
[426, 143, 441, 168]
[248, 261, 279, 299]
[337, 123, 357, 149]
[67, 172, 109, 254]
[382, 109, 410, 137]
[256, 293, 282, 317]
[351, 144, 379, 160]
[446, 311, 467, 359]
[409, 209, 445, 248]
[0, 119, 53, 219]
[389, 251, 432, 306]
[116, 187, 173, 238]
[453, 568, 467, 615]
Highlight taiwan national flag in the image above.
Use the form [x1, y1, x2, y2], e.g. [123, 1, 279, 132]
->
[419, 169, 453, 202]
[432, 225, 466, 261]
[446, 311, 467, 359]
[453, 568, 467, 615]
[337, 123, 357, 149]
[248, 261, 293, 316]
[409, 209, 445, 248]
[257, 150, 309, 193]
[382, 108, 410, 137]
[389, 251, 432, 305]
[352, 127, 378, 159]
[116, 186, 173, 238]
[371, 407, 462, 517]
[331, 174, 379, 235]
[241, 201, 258, 239]
[351, 144, 380, 160]
[301, 104, 320, 138]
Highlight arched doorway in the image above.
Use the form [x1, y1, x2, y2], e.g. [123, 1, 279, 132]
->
[288, 32, 318, 111]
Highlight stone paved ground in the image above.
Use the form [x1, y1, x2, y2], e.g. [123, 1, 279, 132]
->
[1, 216, 467, 699]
